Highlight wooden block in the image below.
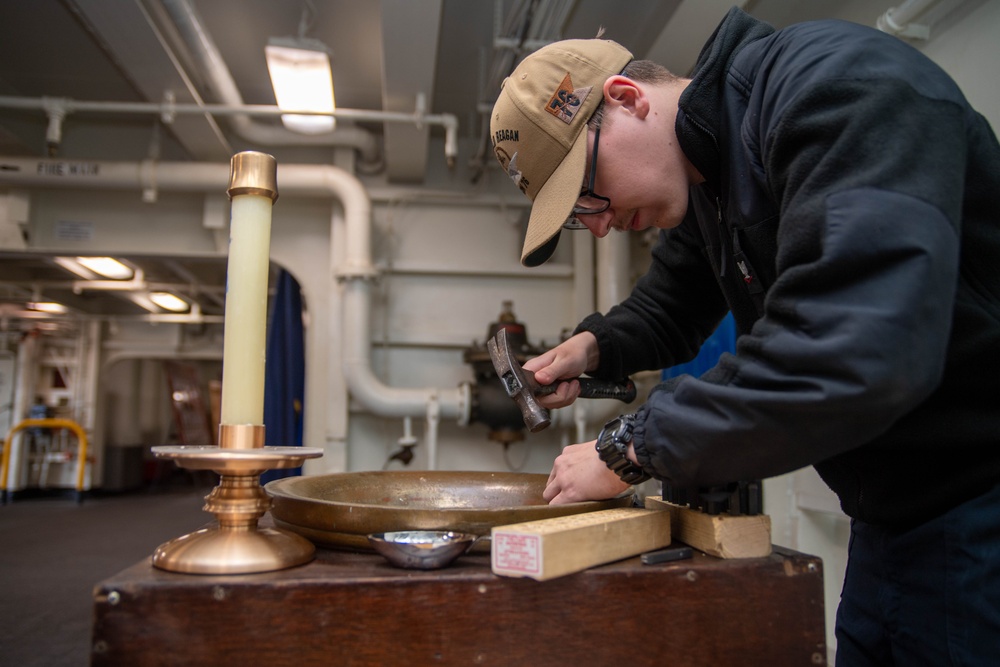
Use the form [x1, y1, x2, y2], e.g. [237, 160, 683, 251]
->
[645, 496, 772, 559]
[491, 507, 671, 581]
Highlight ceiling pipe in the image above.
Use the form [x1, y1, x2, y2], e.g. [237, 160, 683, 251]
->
[0, 94, 458, 169]
[876, 0, 940, 38]
[0, 155, 470, 425]
[471, 0, 575, 181]
[274, 162, 470, 419]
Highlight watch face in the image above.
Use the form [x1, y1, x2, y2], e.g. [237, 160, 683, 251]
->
[595, 414, 649, 485]
[598, 416, 629, 458]
[596, 424, 619, 461]
[611, 415, 633, 442]
[603, 416, 625, 436]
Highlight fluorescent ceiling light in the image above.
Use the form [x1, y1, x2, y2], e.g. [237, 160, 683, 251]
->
[149, 292, 190, 313]
[53, 256, 98, 279]
[71, 256, 134, 280]
[265, 37, 336, 134]
[27, 301, 68, 314]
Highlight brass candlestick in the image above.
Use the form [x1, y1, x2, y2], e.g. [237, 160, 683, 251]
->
[151, 426, 321, 574]
[150, 152, 323, 575]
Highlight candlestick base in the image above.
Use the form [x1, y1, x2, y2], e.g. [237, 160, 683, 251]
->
[152, 524, 316, 575]
[150, 444, 323, 575]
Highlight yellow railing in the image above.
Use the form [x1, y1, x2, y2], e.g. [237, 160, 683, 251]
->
[1, 418, 90, 499]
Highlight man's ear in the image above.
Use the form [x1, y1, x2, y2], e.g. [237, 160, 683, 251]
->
[603, 75, 649, 119]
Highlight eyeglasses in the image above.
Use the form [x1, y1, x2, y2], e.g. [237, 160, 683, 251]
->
[563, 124, 611, 230]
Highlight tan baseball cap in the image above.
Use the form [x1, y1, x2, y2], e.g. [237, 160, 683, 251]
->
[491, 39, 633, 266]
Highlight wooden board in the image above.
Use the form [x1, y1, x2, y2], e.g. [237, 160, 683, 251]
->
[645, 495, 772, 558]
[491, 507, 671, 580]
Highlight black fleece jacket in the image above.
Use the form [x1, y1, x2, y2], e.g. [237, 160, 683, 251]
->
[576, 8, 1000, 527]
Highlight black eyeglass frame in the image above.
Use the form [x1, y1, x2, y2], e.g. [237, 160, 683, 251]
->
[563, 123, 611, 230]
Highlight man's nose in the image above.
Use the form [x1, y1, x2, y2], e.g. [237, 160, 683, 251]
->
[585, 210, 614, 238]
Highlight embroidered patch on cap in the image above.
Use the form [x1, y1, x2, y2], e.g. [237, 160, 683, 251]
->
[545, 73, 592, 124]
[507, 153, 524, 186]
[495, 149, 528, 195]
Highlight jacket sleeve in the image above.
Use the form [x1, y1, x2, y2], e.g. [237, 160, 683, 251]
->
[575, 212, 730, 380]
[632, 78, 967, 488]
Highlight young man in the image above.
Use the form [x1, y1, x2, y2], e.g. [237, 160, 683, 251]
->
[489, 7, 1000, 666]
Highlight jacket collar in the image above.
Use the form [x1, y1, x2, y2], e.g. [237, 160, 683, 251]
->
[676, 7, 774, 193]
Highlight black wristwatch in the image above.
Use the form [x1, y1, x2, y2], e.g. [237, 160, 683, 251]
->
[595, 413, 651, 485]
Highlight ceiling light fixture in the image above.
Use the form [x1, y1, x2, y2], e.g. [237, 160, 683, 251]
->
[149, 291, 190, 313]
[54, 256, 135, 280]
[27, 301, 68, 315]
[265, 37, 336, 135]
[75, 256, 135, 279]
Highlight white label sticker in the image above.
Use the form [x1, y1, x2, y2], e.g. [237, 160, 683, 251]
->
[493, 533, 541, 574]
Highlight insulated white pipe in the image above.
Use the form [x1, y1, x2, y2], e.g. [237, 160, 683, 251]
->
[877, 0, 939, 36]
[0, 95, 460, 169]
[7, 332, 39, 492]
[0, 157, 468, 424]
[571, 225, 595, 324]
[79, 320, 100, 431]
[589, 230, 636, 430]
[596, 233, 631, 311]
[425, 398, 441, 470]
[275, 163, 468, 419]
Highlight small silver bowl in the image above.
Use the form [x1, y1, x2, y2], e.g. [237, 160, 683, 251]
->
[368, 530, 478, 570]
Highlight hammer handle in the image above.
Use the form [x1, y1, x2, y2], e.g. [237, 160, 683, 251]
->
[537, 378, 637, 403]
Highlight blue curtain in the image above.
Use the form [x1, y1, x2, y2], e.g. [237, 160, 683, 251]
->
[662, 313, 736, 380]
[260, 269, 305, 486]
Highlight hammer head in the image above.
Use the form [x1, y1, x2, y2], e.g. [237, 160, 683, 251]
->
[487, 328, 550, 432]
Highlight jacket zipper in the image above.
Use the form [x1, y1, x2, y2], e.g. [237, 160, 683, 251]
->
[717, 198, 727, 278]
[719, 197, 766, 317]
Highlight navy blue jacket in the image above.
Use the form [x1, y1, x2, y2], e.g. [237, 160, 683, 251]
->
[577, 8, 1000, 527]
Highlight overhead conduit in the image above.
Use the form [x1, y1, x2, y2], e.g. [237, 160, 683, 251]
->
[0, 0, 459, 171]
[0, 94, 457, 170]
[876, 0, 941, 38]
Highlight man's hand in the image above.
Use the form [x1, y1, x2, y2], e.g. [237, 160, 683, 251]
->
[543, 440, 630, 505]
[523, 332, 600, 409]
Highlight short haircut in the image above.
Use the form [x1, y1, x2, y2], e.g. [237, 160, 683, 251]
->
[588, 60, 678, 129]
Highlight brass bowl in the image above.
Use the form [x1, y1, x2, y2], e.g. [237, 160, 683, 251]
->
[265, 470, 633, 552]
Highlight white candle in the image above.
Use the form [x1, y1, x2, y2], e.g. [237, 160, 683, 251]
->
[220, 193, 273, 427]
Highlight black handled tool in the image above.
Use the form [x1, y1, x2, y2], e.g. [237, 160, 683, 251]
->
[487, 328, 637, 432]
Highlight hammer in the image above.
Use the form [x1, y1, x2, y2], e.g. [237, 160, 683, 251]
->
[487, 328, 637, 432]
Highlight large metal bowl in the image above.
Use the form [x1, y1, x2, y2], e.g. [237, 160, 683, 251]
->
[265, 470, 633, 552]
